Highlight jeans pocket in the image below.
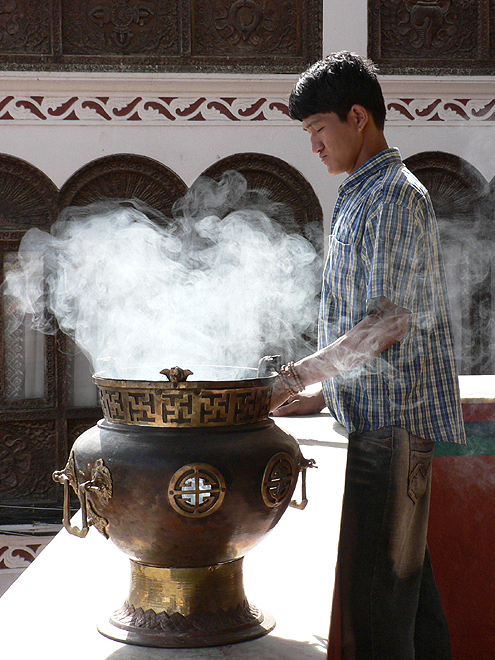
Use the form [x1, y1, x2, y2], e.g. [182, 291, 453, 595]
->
[408, 443, 434, 504]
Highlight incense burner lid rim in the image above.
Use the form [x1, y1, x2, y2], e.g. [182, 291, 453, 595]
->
[92, 371, 277, 390]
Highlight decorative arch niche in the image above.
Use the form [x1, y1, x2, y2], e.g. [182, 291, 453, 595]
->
[200, 152, 324, 255]
[200, 153, 324, 357]
[0, 155, 58, 231]
[0, 155, 61, 524]
[405, 151, 493, 375]
[58, 153, 188, 219]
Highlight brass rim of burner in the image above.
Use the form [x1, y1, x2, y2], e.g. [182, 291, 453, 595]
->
[93, 375, 276, 428]
[93, 376, 275, 389]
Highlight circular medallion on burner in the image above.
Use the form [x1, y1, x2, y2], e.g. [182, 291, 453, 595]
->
[261, 452, 296, 508]
[168, 464, 226, 518]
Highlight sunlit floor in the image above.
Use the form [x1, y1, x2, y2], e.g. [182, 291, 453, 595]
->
[0, 412, 347, 660]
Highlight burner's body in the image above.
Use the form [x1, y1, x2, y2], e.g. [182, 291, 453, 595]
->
[53, 371, 313, 648]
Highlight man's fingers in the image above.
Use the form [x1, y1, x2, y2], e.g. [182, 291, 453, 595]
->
[271, 398, 299, 417]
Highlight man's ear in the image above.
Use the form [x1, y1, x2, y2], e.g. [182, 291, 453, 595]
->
[349, 104, 369, 132]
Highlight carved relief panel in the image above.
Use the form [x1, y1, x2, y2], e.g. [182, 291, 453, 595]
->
[192, 0, 302, 60]
[0, 0, 321, 73]
[61, 1, 181, 56]
[0, 421, 56, 500]
[369, 0, 495, 74]
[0, 1, 52, 56]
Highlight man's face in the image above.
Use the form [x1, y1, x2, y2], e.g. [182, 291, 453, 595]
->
[302, 111, 364, 176]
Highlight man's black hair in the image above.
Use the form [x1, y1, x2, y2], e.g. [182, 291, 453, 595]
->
[289, 51, 386, 131]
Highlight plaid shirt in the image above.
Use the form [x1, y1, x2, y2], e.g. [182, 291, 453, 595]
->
[319, 148, 465, 444]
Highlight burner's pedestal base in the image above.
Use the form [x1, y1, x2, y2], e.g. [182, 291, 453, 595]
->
[98, 557, 276, 648]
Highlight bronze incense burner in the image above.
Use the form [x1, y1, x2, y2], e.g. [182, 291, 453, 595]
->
[53, 367, 315, 648]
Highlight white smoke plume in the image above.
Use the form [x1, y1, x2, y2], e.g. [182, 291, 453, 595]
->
[3, 171, 321, 381]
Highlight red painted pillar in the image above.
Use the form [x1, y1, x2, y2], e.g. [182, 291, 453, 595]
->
[428, 404, 495, 660]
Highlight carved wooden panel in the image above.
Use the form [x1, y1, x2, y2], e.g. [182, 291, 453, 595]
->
[0, 1, 52, 56]
[61, 1, 181, 56]
[191, 0, 304, 63]
[0, 0, 321, 73]
[0, 420, 56, 500]
[369, 0, 495, 75]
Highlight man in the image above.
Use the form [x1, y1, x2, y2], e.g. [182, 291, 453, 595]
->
[271, 52, 465, 659]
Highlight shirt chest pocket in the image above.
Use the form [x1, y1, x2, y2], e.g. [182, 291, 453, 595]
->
[324, 235, 359, 302]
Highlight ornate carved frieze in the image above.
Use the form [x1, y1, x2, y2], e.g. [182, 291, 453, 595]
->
[386, 97, 495, 124]
[0, 94, 292, 124]
[97, 382, 273, 426]
[1, 91, 495, 126]
[369, 0, 495, 74]
[0, 539, 43, 570]
[0, 0, 321, 73]
[192, 0, 300, 59]
[0, 525, 59, 570]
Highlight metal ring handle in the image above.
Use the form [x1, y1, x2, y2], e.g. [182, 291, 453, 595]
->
[289, 456, 317, 510]
[52, 470, 90, 538]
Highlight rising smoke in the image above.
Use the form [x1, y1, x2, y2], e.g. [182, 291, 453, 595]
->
[3, 171, 322, 381]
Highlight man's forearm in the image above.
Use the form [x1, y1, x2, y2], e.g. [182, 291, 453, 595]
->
[295, 298, 409, 387]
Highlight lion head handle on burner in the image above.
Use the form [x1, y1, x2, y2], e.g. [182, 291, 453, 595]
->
[160, 366, 194, 385]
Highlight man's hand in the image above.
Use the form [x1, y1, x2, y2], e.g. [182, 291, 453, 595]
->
[271, 388, 325, 417]
[268, 375, 292, 413]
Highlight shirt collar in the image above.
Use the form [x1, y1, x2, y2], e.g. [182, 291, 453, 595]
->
[338, 148, 402, 196]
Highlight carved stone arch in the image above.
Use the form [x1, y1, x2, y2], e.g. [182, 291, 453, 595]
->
[58, 154, 188, 221]
[200, 153, 324, 254]
[0, 154, 58, 231]
[405, 151, 492, 375]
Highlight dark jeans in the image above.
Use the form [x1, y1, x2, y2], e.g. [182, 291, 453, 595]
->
[327, 426, 452, 660]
